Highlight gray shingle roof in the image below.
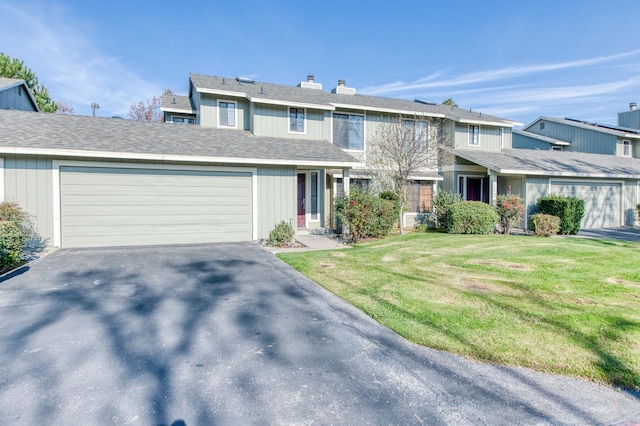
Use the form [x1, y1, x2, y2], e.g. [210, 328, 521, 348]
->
[524, 117, 640, 139]
[0, 78, 24, 90]
[454, 148, 640, 178]
[160, 94, 195, 113]
[187, 73, 518, 126]
[0, 110, 359, 167]
[513, 129, 570, 145]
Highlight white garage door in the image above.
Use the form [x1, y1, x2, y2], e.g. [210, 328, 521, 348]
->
[60, 166, 253, 248]
[550, 181, 621, 229]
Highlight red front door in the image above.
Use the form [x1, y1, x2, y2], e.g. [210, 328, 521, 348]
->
[297, 174, 306, 227]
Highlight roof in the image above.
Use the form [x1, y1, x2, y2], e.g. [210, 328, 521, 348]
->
[0, 78, 40, 112]
[523, 116, 640, 139]
[160, 94, 195, 114]
[512, 129, 570, 146]
[183, 73, 519, 127]
[0, 110, 360, 168]
[453, 148, 640, 178]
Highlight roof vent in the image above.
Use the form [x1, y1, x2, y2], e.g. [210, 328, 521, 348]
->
[236, 76, 255, 84]
[299, 74, 322, 90]
[171, 97, 177, 104]
[630, 102, 637, 111]
[332, 79, 356, 95]
[414, 99, 436, 106]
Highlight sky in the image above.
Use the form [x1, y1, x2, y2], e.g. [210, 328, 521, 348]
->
[1, 0, 640, 127]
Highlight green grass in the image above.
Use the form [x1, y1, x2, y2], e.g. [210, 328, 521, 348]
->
[278, 233, 640, 389]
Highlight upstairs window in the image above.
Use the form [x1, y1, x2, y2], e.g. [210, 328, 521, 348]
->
[333, 113, 364, 150]
[171, 116, 194, 124]
[401, 120, 429, 153]
[468, 125, 480, 146]
[289, 108, 305, 133]
[218, 100, 237, 128]
[623, 140, 631, 157]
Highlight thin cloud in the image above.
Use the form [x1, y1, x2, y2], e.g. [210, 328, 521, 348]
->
[0, 2, 162, 116]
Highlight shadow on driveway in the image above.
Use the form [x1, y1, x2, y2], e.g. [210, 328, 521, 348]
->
[0, 242, 637, 424]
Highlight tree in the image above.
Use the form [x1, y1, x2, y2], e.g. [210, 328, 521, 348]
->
[0, 53, 57, 112]
[366, 114, 445, 234]
[442, 98, 458, 108]
[56, 101, 74, 114]
[128, 89, 174, 122]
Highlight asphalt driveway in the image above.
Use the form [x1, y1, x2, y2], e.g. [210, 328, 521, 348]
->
[0, 243, 638, 425]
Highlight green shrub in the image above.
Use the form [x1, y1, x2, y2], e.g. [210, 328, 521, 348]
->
[446, 201, 498, 234]
[379, 191, 398, 202]
[495, 194, 525, 235]
[529, 213, 561, 237]
[414, 212, 436, 232]
[433, 190, 462, 229]
[537, 195, 585, 235]
[335, 189, 397, 242]
[268, 220, 295, 247]
[0, 201, 33, 269]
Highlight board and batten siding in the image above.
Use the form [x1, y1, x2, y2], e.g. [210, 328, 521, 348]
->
[525, 176, 549, 225]
[257, 166, 296, 239]
[252, 104, 327, 140]
[453, 123, 504, 151]
[623, 179, 639, 225]
[199, 93, 249, 129]
[618, 109, 640, 130]
[512, 133, 554, 150]
[0, 85, 37, 111]
[528, 120, 617, 154]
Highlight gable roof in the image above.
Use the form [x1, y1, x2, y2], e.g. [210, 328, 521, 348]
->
[160, 94, 195, 114]
[453, 148, 640, 178]
[512, 129, 570, 146]
[186, 73, 520, 127]
[0, 110, 359, 168]
[0, 78, 40, 112]
[524, 116, 640, 140]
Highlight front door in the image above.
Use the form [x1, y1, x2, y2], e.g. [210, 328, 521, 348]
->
[297, 174, 306, 227]
[467, 177, 482, 201]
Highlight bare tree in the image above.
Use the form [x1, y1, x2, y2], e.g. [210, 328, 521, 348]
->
[366, 114, 445, 234]
[128, 89, 174, 122]
[56, 101, 74, 114]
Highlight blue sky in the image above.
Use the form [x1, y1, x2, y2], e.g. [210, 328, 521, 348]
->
[1, 0, 639, 126]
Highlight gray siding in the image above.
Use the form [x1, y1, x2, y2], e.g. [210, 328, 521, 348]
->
[199, 93, 249, 129]
[524, 176, 549, 227]
[453, 123, 504, 151]
[257, 166, 296, 239]
[0, 85, 38, 111]
[513, 133, 555, 150]
[527, 119, 617, 154]
[440, 171, 457, 195]
[624, 180, 639, 225]
[618, 109, 640, 130]
[253, 104, 327, 140]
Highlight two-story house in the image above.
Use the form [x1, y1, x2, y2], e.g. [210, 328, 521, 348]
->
[451, 104, 640, 229]
[162, 73, 518, 231]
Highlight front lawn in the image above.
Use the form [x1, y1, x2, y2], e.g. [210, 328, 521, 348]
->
[278, 233, 640, 389]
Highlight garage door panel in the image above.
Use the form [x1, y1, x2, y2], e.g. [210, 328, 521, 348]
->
[550, 181, 621, 229]
[60, 166, 253, 247]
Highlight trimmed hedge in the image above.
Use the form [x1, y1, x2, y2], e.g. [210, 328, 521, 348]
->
[536, 195, 584, 235]
[335, 189, 397, 242]
[529, 213, 561, 237]
[446, 201, 499, 234]
[433, 190, 462, 230]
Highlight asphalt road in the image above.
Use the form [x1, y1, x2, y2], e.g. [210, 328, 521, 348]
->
[0, 243, 638, 425]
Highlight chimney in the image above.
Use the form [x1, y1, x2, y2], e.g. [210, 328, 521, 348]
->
[630, 102, 637, 111]
[298, 74, 322, 90]
[332, 79, 356, 95]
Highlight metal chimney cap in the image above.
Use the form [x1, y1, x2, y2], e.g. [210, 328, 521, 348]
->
[307, 74, 315, 82]
[630, 102, 637, 111]
[338, 79, 345, 86]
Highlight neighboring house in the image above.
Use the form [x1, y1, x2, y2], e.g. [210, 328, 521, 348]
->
[0, 109, 357, 248]
[0, 78, 39, 112]
[161, 73, 518, 229]
[447, 104, 640, 229]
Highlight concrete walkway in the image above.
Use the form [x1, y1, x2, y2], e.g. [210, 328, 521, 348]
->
[262, 231, 351, 254]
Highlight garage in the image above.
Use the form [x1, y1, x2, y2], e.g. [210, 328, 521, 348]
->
[550, 181, 622, 229]
[60, 166, 253, 248]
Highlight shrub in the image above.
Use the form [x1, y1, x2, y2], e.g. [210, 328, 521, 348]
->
[446, 201, 499, 234]
[268, 220, 295, 247]
[0, 201, 33, 269]
[335, 189, 397, 242]
[537, 195, 585, 235]
[495, 194, 525, 235]
[433, 190, 462, 230]
[529, 213, 561, 237]
[414, 212, 436, 232]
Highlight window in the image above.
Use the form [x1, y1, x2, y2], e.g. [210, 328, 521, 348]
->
[540, 122, 545, 130]
[623, 140, 631, 157]
[218, 101, 236, 128]
[407, 181, 433, 212]
[551, 146, 563, 151]
[499, 127, 504, 148]
[310, 172, 319, 221]
[401, 120, 429, 153]
[351, 178, 371, 190]
[171, 116, 194, 124]
[468, 125, 480, 146]
[289, 108, 305, 133]
[333, 113, 364, 150]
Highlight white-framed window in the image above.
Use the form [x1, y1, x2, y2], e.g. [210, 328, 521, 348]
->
[218, 100, 237, 128]
[170, 116, 194, 124]
[310, 171, 319, 221]
[333, 113, 364, 150]
[289, 108, 305, 133]
[623, 140, 631, 157]
[401, 119, 429, 153]
[499, 127, 504, 148]
[468, 125, 480, 146]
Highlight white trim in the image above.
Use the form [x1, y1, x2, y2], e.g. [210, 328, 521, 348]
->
[196, 87, 247, 98]
[332, 111, 366, 152]
[623, 139, 632, 157]
[0, 147, 359, 168]
[458, 175, 485, 201]
[458, 118, 510, 127]
[217, 99, 238, 128]
[309, 170, 320, 222]
[52, 160, 259, 248]
[439, 164, 486, 173]
[250, 97, 334, 111]
[330, 103, 446, 118]
[288, 107, 307, 135]
[0, 158, 4, 202]
[468, 124, 480, 146]
[160, 107, 196, 114]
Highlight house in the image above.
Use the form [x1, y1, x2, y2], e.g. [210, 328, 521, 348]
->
[0, 109, 357, 248]
[161, 73, 518, 229]
[444, 104, 640, 229]
[0, 78, 39, 112]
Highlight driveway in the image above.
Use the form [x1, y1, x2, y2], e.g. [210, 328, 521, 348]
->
[577, 226, 640, 243]
[0, 243, 637, 425]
